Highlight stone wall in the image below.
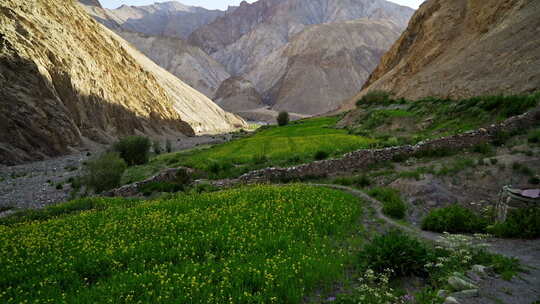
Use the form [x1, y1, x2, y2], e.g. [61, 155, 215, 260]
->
[228, 107, 540, 186]
[108, 107, 539, 196]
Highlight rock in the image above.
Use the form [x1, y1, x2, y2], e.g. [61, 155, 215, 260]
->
[1, 0, 246, 166]
[437, 290, 449, 298]
[444, 296, 460, 304]
[341, 0, 540, 111]
[451, 289, 480, 298]
[472, 265, 493, 278]
[448, 275, 478, 291]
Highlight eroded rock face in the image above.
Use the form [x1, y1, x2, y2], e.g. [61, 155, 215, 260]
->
[213, 77, 265, 112]
[191, 0, 414, 76]
[246, 19, 403, 115]
[116, 31, 230, 97]
[99, 1, 224, 39]
[343, 0, 540, 110]
[0, 0, 245, 165]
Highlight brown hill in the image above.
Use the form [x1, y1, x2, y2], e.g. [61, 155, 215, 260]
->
[342, 0, 540, 111]
[0, 0, 245, 165]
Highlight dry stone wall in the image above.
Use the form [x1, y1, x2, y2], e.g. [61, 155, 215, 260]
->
[107, 107, 539, 197]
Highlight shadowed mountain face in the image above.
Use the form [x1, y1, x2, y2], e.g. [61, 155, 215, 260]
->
[342, 0, 540, 111]
[0, 0, 245, 165]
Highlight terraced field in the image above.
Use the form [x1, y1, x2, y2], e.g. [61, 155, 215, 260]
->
[123, 117, 375, 182]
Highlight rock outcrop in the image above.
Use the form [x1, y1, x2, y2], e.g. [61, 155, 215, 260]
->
[116, 31, 230, 97]
[0, 0, 245, 165]
[343, 0, 540, 110]
[213, 77, 265, 113]
[246, 19, 403, 115]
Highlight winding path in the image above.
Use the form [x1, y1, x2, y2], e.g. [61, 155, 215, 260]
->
[309, 183, 540, 304]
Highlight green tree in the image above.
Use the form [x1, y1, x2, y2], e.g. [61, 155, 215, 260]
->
[277, 111, 290, 126]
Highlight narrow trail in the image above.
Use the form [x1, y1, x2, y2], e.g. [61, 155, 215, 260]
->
[308, 183, 540, 304]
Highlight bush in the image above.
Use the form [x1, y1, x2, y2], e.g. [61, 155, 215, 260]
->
[314, 150, 330, 160]
[112, 136, 151, 166]
[153, 140, 162, 155]
[528, 129, 540, 143]
[83, 152, 127, 193]
[368, 187, 407, 219]
[277, 111, 290, 126]
[356, 91, 393, 106]
[421, 205, 489, 233]
[488, 207, 540, 238]
[473, 143, 495, 156]
[359, 230, 432, 277]
[166, 139, 173, 153]
[252, 154, 268, 165]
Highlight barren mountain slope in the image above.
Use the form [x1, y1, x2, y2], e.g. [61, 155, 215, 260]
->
[101, 1, 224, 39]
[246, 19, 403, 115]
[213, 77, 265, 112]
[0, 0, 245, 165]
[342, 0, 540, 110]
[117, 31, 230, 97]
[190, 0, 414, 76]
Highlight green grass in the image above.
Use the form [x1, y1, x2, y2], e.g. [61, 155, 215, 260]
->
[0, 185, 362, 303]
[350, 93, 540, 144]
[368, 187, 407, 219]
[124, 117, 376, 182]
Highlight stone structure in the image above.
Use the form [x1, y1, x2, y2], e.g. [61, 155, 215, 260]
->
[108, 107, 539, 197]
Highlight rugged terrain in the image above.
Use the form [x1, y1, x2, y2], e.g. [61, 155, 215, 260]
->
[190, 0, 414, 115]
[0, 0, 245, 165]
[92, 1, 225, 39]
[84, 0, 414, 118]
[342, 0, 540, 111]
[247, 19, 403, 115]
[116, 31, 230, 97]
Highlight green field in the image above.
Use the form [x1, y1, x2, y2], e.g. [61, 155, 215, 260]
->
[0, 185, 361, 303]
[123, 117, 375, 182]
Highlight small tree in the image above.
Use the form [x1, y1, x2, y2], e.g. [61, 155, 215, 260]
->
[277, 111, 290, 126]
[83, 152, 127, 193]
[153, 139, 162, 155]
[165, 139, 173, 153]
[112, 136, 151, 166]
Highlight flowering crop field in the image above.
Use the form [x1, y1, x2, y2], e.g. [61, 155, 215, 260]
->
[0, 185, 361, 303]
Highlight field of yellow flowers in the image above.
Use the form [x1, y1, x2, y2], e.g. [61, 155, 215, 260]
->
[0, 185, 361, 303]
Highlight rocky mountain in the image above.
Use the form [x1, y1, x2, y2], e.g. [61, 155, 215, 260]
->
[116, 31, 230, 97]
[189, 0, 414, 76]
[343, 0, 540, 110]
[213, 77, 264, 112]
[246, 19, 403, 115]
[187, 0, 414, 116]
[98, 1, 225, 39]
[83, 0, 415, 118]
[0, 0, 245, 165]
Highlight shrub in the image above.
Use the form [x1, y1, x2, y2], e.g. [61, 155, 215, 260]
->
[153, 140, 162, 155]
[488, 207, 540, 238]
[356, 90, 392, 106]
[528, 129, 540, 143]
[490, 158, 498, 165]
[252, 154, 268, 164]
[314, 150, 330, 160]
[166, 139, 173, 153]
[421, 205, 489, 233]
[529, 176, 540, 185]
[112, 136, 151, 166]
[473, 143, 495, 156]
[368, 187, 407, 219]
[277, 111, 290, 126]
[83, 152, 127, 193]
[359, 230, 432, 277]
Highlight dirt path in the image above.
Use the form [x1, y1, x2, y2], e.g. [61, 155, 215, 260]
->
[310, 184, 540, 304]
